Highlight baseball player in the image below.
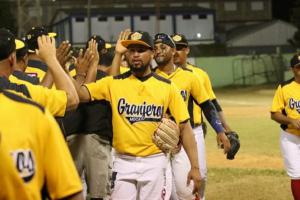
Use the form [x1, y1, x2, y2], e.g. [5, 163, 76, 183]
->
[0, 138, 30, 200]
[5, 32, 79, 117]
[271, 54, 300, 200]
[171, 33, 234, 199]
[25, 26, 57, 82]
[67, 35, 113, 200]
[13, 38, 40, 85]
[0, 28, 84, 200]
[74, 31, 201, 200]
[153, 33, 230, 200]
[171, 33, 232, 133]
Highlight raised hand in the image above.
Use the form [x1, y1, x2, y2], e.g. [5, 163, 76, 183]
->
[56, 40, 72, 69]
[115, 29, 131, 55]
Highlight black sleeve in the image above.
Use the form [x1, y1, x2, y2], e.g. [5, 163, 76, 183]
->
[211, 99, 222, 112]
[199, 100, 224, 134]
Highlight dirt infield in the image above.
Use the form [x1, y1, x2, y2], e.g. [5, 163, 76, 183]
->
[205, 86, 292, 200]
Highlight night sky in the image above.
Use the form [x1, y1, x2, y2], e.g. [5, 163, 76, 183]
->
[272, 0, 295, 21]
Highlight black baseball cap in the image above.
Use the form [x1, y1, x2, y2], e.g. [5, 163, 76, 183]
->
[25, 26, 57, 53]
[290, 54, 300, 68]
[86, 35, 112, 52]
[16, 38, 28, 60]
[171, 34, 188, 47]
[121, 31, 154, 49]
[154, 33, 175, 48]
[0, 28, 24, 61]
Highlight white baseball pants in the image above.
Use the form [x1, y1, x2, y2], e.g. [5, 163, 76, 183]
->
[170, 125, 207, 200]
[111, 152, 170, 200]
[280, 130, 300, 179]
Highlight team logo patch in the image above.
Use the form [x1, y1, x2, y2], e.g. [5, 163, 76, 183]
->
[11, 149, 35, 183]
[289, 98, 300, 113]
[172, 35, 182, 42]
[117, 98, 163, 124]
[131, 32, 142, 40]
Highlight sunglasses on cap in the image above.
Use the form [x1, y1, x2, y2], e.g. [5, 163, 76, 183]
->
[154, 33, 172, 40]
[154, 33, 175, 48]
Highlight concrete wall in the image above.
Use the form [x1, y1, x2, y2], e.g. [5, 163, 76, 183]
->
[194, 53, 293, 88]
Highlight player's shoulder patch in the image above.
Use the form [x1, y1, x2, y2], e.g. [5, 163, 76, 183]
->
[113, 71, 132, 80]
[2, 90, 44, 113]
[280, 78, 295, 88]
[152, 73, 171, 84]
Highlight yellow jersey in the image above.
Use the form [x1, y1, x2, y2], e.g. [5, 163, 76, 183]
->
[155, 67, 210, 127]
[8, 75, 67, 117]
[0, 136, 30, 200]
[120, 66, 130, 74]
[155, 67, 209, 104]
[271, 78, 300, 136]
[186, 63, 216, 125]
[25, 60, 47, 83]
[85, 71, 189, 156]
[0, 89, 82, 199]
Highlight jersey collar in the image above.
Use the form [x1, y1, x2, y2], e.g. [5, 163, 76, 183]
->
[134, 71, 154, 82]
[155, 66, 181, 79]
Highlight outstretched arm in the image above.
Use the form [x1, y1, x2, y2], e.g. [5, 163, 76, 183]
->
[37, 35, 79, 111]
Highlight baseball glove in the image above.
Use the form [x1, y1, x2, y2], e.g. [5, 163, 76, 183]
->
[152, 118, 180, 153]
[225, 131, 240, 160]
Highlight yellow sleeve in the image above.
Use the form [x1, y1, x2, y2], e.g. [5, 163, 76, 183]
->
[26, 84, 67, 117]
[190, 74, 210, 105]
[202, 71, 216, 100]
[271, 85, 285, 113]
[168, 83, 190, 124]
[85, 76, 111, 101]
[0, 142, 30, 200]
[42, 110, 82, 199]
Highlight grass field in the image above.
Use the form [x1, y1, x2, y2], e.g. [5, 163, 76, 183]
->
[204, 85, 293, 200]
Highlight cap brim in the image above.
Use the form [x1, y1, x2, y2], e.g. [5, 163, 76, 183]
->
[15, 39, 25, 50]
[121, 40, 152, 49]
[175, 42, 188, 47]
[48, 32, 57, 38]
[105, 43, 112, 49]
